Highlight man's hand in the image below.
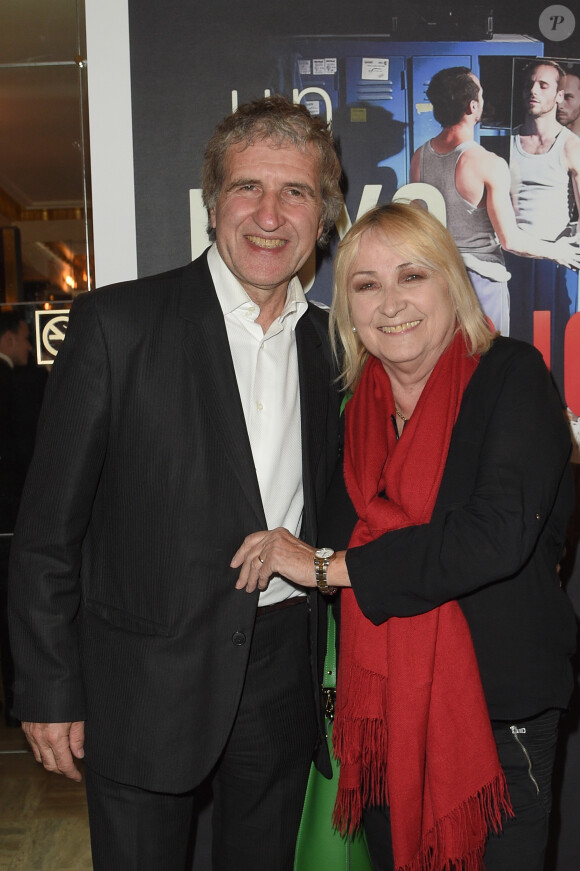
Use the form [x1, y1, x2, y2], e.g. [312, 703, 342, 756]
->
[550, 236, 580, 269]
[22, 720, 85, 782]
[231, 528, 317, 594]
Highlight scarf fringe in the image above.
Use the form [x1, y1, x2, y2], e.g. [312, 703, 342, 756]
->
[334, 664, 385, 729]
[332, 665, 390, 834]
[332, 785, 363, 837]
[332, 717, 390, 833]
[397, 772, 513, 871]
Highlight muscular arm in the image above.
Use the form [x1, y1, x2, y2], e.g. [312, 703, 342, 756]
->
[484, 151, 580, 266]
[563, 132, 580, 221]
[413, 143, 578, 265]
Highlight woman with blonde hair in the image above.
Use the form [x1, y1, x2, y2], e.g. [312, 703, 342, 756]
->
[232, 203, 576, 871]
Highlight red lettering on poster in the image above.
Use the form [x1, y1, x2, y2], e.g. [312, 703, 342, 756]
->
[565, 312, 580, 416]
[533, 311, 551, 370]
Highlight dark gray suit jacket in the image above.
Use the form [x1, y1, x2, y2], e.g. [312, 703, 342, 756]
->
[9, 251, 340, 791]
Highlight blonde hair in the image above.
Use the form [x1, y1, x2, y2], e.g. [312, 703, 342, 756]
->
[330, 202, 496, 391]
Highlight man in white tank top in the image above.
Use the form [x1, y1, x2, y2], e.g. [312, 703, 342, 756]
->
[507, 59, 580, 393]
[510, 61, 580, 240]
[410, 66, 580, 338]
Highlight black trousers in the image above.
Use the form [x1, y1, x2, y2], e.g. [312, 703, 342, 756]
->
[85, 600, 318, 871]
[362, 709, 561, 871]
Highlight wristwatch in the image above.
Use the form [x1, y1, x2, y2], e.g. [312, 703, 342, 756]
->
[314, 548, 337, 595]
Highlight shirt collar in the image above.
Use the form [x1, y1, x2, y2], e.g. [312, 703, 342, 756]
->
[207, 243, 308, 325]
[0, 351, 14, 369]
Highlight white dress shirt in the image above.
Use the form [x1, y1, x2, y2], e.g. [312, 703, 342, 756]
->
[207, 243, 308, 605]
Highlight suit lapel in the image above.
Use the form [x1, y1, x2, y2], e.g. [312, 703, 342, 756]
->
[178, 254, 266, 526]
[296, 307, 329, 542]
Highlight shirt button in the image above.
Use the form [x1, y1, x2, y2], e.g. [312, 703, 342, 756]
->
[232, 631, 246, 646]
[257, 402, 263, 411]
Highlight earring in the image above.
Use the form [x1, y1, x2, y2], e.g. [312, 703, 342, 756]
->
[352, 326, 357, 333]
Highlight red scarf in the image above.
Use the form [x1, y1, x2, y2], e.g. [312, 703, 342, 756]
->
[332, 333, 513, 871]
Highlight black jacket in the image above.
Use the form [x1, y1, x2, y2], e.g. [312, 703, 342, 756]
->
[9, 252, 340, 789]
[322, 338, 576, 720]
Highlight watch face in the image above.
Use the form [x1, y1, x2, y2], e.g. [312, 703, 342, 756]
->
[316, 548, 334, 559]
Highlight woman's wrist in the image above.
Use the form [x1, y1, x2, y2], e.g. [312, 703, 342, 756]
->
[325, 551, 351, 588]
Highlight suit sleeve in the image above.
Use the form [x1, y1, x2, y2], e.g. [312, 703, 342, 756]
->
[346, 345, 572, 623]
[8, 292, 110, 722]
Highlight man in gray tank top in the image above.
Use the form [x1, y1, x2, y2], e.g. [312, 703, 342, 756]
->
[410, 66, 580, 339]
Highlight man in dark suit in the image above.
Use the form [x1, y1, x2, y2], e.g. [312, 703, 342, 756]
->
[8, 96, 342, 871]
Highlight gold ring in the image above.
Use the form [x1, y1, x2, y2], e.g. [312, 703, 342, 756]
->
[258, 554, 264, 564]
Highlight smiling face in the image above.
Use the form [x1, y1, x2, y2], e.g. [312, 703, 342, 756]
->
[347, 229, 457, 382]
[210, 139, 324, 305]
[523, 64, 563, 119]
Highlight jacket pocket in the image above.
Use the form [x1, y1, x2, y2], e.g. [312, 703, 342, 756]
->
[84, 599, 172, 637]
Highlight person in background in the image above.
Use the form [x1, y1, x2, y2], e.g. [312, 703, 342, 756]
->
[0, 312, 44, 728]
[507, 59, 580, 393]
[232, 202, 576, 871]
[558, 66, 580, 226]
[8, 96, 342, 871]
[410, 66, 580, 337]
[557, 68, 580, 138]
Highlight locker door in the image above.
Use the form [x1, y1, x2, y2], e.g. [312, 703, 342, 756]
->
[410, 54, 471, 152]
[338, 54, 408, 207]
[289, 52, 340, 118]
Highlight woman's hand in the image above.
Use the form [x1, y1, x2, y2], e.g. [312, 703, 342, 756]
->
[231, 528, 317, 594]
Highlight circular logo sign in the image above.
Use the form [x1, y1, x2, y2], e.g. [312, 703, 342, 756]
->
[538, 5, 576, 41]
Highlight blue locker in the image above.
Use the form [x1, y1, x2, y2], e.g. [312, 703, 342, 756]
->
[343, 54, 407, 202]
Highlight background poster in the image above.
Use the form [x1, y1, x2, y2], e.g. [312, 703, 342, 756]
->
[125, 2, 580, 868]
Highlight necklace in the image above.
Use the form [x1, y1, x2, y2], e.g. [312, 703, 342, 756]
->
[395, 407, 408, 423]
